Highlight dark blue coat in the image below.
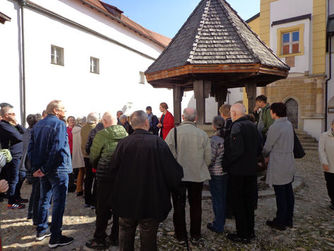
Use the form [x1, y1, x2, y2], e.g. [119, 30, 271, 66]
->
[0, 120, 25, 158]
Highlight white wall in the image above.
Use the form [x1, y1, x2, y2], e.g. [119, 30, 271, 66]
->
[0, 0, 21, 119]
[304, 119, 323, 139]
[1, 0, 173, 122]
[270, 0, 312, 73]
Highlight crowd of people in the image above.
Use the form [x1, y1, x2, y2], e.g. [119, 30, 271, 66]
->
[0, 96, 333, 250]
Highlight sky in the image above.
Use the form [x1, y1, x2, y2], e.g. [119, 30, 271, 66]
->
[104, 0, 260, 38]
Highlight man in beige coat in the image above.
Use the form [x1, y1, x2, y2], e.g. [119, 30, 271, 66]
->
[165, 108, 211, 244]
[319, 119, 334, 210]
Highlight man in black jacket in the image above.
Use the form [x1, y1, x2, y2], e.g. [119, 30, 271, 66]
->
[226, 103, 261, 244]
[111, 110, 183, 251]
[0, 104, 26, 209]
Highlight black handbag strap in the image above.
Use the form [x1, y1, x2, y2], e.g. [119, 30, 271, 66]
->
[174, 127, 177, 154]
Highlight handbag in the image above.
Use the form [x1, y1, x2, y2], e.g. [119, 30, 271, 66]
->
[293, 130, 305, 159]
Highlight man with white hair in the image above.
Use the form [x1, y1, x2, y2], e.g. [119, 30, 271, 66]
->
[80, 112, 98, 207]
[226, 103, 261, 244]
[28, 100, 73, 248]
[165, 107, 211, 245]
[110, 110, 183, 250]
[86, 112, 128, 249]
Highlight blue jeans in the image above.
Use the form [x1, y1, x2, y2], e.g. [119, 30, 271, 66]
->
[28, 178, 40, 224]
[273, 182, 294, 226]
[4, 158, 20, 204]
[37, 172, 68, 238]
[209, 175, 228, 232]
[14, 170, 26, 200]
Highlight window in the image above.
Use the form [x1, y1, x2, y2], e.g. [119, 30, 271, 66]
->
[90, 57, 99, 74]
[282, 31, 299, 55]
[277, 24, 304, 57]
[51, 45, 64, 66]
[139, 71, 145, 84]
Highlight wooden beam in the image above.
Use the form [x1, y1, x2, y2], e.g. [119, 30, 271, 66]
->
[173, 86, 183, 125]
[245, 83, 257, 114]
[193, 80, 206, 125]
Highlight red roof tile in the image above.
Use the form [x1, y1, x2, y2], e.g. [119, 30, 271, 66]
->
[79, 0, 171, 48]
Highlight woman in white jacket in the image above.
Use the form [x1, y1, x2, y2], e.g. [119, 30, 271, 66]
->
[319, 119, 334, 210]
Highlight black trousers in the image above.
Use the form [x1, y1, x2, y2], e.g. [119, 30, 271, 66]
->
[229, 175, 257, 238]
[84, 158, 96, 206]
[325, 172, 334, 205]
[273, 182, 294, 226]
[171, 181, 203, 240]
[119, 217, 159, 251]
[94, 181, 118, 242]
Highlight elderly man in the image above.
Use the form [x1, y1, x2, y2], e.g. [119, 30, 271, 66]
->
[0, 104, 26, 209]
[111, 110, 183, 251]
[226, 103, 261, 244]
[165, 108, 211, 245]
[28, 100, 73, 248]
[86, 112, 128, 250]
[81, 112, 98, 208]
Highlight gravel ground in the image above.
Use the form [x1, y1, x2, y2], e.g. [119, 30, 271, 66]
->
[1, 150, 334, 250]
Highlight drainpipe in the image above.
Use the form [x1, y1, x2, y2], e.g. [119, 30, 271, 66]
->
[18, 0, 26, 126]
[326, 0, 332, 131]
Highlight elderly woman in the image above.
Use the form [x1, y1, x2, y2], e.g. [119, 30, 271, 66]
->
[157, 102, 174, 140]
[319, 119, 334, 210]
[263, 102, 295, 231]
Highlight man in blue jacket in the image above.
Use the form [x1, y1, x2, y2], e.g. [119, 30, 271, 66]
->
[28, 100, 73, 248]
[0, 104, 26, 209]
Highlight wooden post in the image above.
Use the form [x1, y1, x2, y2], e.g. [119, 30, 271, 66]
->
[173, 85, 183, 125]
[246, 83, 257, 114]
[193, 80, 210, 124]
[214, 88, 228, 114]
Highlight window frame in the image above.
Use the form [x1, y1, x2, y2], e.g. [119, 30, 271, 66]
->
[51, 45, 64, 66]
[90, 57, 100, 74]
[277, 24, 304, 57]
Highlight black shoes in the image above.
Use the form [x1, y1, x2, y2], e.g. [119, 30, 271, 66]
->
[207, 223, 223, 233]
[49, 235, 73, 248]
[266, 220, 287, 231]
[85, 238, 109, 250]
[76, 191, 83, 196]
[227, 233, 251, 244]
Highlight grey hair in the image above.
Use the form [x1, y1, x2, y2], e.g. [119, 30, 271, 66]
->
[130, 110, 148, 128]
[46, 100, 63, 115]
[212, 116, 225, 129]
[87, 112, 98, 124]
[183, 108, 196, 122]
[0, 105, 12, 117]
[231, 103, 246, 115]
[76, 117, 86, 126]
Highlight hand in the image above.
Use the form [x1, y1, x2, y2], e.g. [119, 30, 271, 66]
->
[323, 164, 329, 172]
[265, 157, 269, 165]
[33, 169, 45, 177]
[0, 179, 9, 193]
[157, 123, 162, 128]
[253, 105, 259, 113]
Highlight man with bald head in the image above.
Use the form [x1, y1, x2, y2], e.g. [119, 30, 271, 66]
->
[110, 110, 183, 250]
[165, 107, 211, 244]
[225, 103, 261, 244]
[86, 112, 128, 249]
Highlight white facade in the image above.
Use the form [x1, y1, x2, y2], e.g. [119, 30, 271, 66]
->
[0, 0, 173, 123]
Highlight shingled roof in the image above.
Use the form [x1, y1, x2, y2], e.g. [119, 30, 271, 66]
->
[146, 0, 289, 77]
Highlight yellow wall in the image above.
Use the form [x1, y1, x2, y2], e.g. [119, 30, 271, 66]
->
[259, 0, 277, 44]
[312, 0, 327, 74]
[248, 16, 260, 35]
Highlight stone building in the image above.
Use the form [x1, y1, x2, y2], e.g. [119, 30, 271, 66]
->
[246, 0, 334, 139]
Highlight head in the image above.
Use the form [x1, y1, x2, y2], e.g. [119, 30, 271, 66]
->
[146, 106, 152, 115]
[0, 104, 16, 124]
[182, 108, 196, 122]
[35, 113, 42, 121]
[102, 112, 115, 128]
[42, 110, 47, 118]
[230, 103, 246, 122]
[212, 116, 225, 131]
[66, 116, 76, 128]
[46, 100, 66, 120]
[76, 117, 86, 127]
[159, 102, 168, 113]
[130, 110, 149, 131]
[255, 95, 268, 108]
[270, 102, 287, 119]
[27, 114, 38, 128]
[116, 111, 123, 119]
[87, 112, 98, 124]
[119, 115, 128, 125]
[219, 104, 231, 119]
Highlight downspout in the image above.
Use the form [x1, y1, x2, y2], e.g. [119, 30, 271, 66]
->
[326, 0, 332, 131]
[18, 0, 26, 125]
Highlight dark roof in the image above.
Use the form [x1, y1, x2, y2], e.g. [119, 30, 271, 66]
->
[0, 11, 11, 24]
[146, 0, 289, 74]
[246, 13, 260, 23]
[272, 14, 311, 27]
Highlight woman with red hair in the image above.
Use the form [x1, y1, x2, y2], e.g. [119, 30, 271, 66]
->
[157, 102, 174, 140]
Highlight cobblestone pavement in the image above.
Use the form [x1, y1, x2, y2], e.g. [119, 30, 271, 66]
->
[1, 150, 334, 250]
